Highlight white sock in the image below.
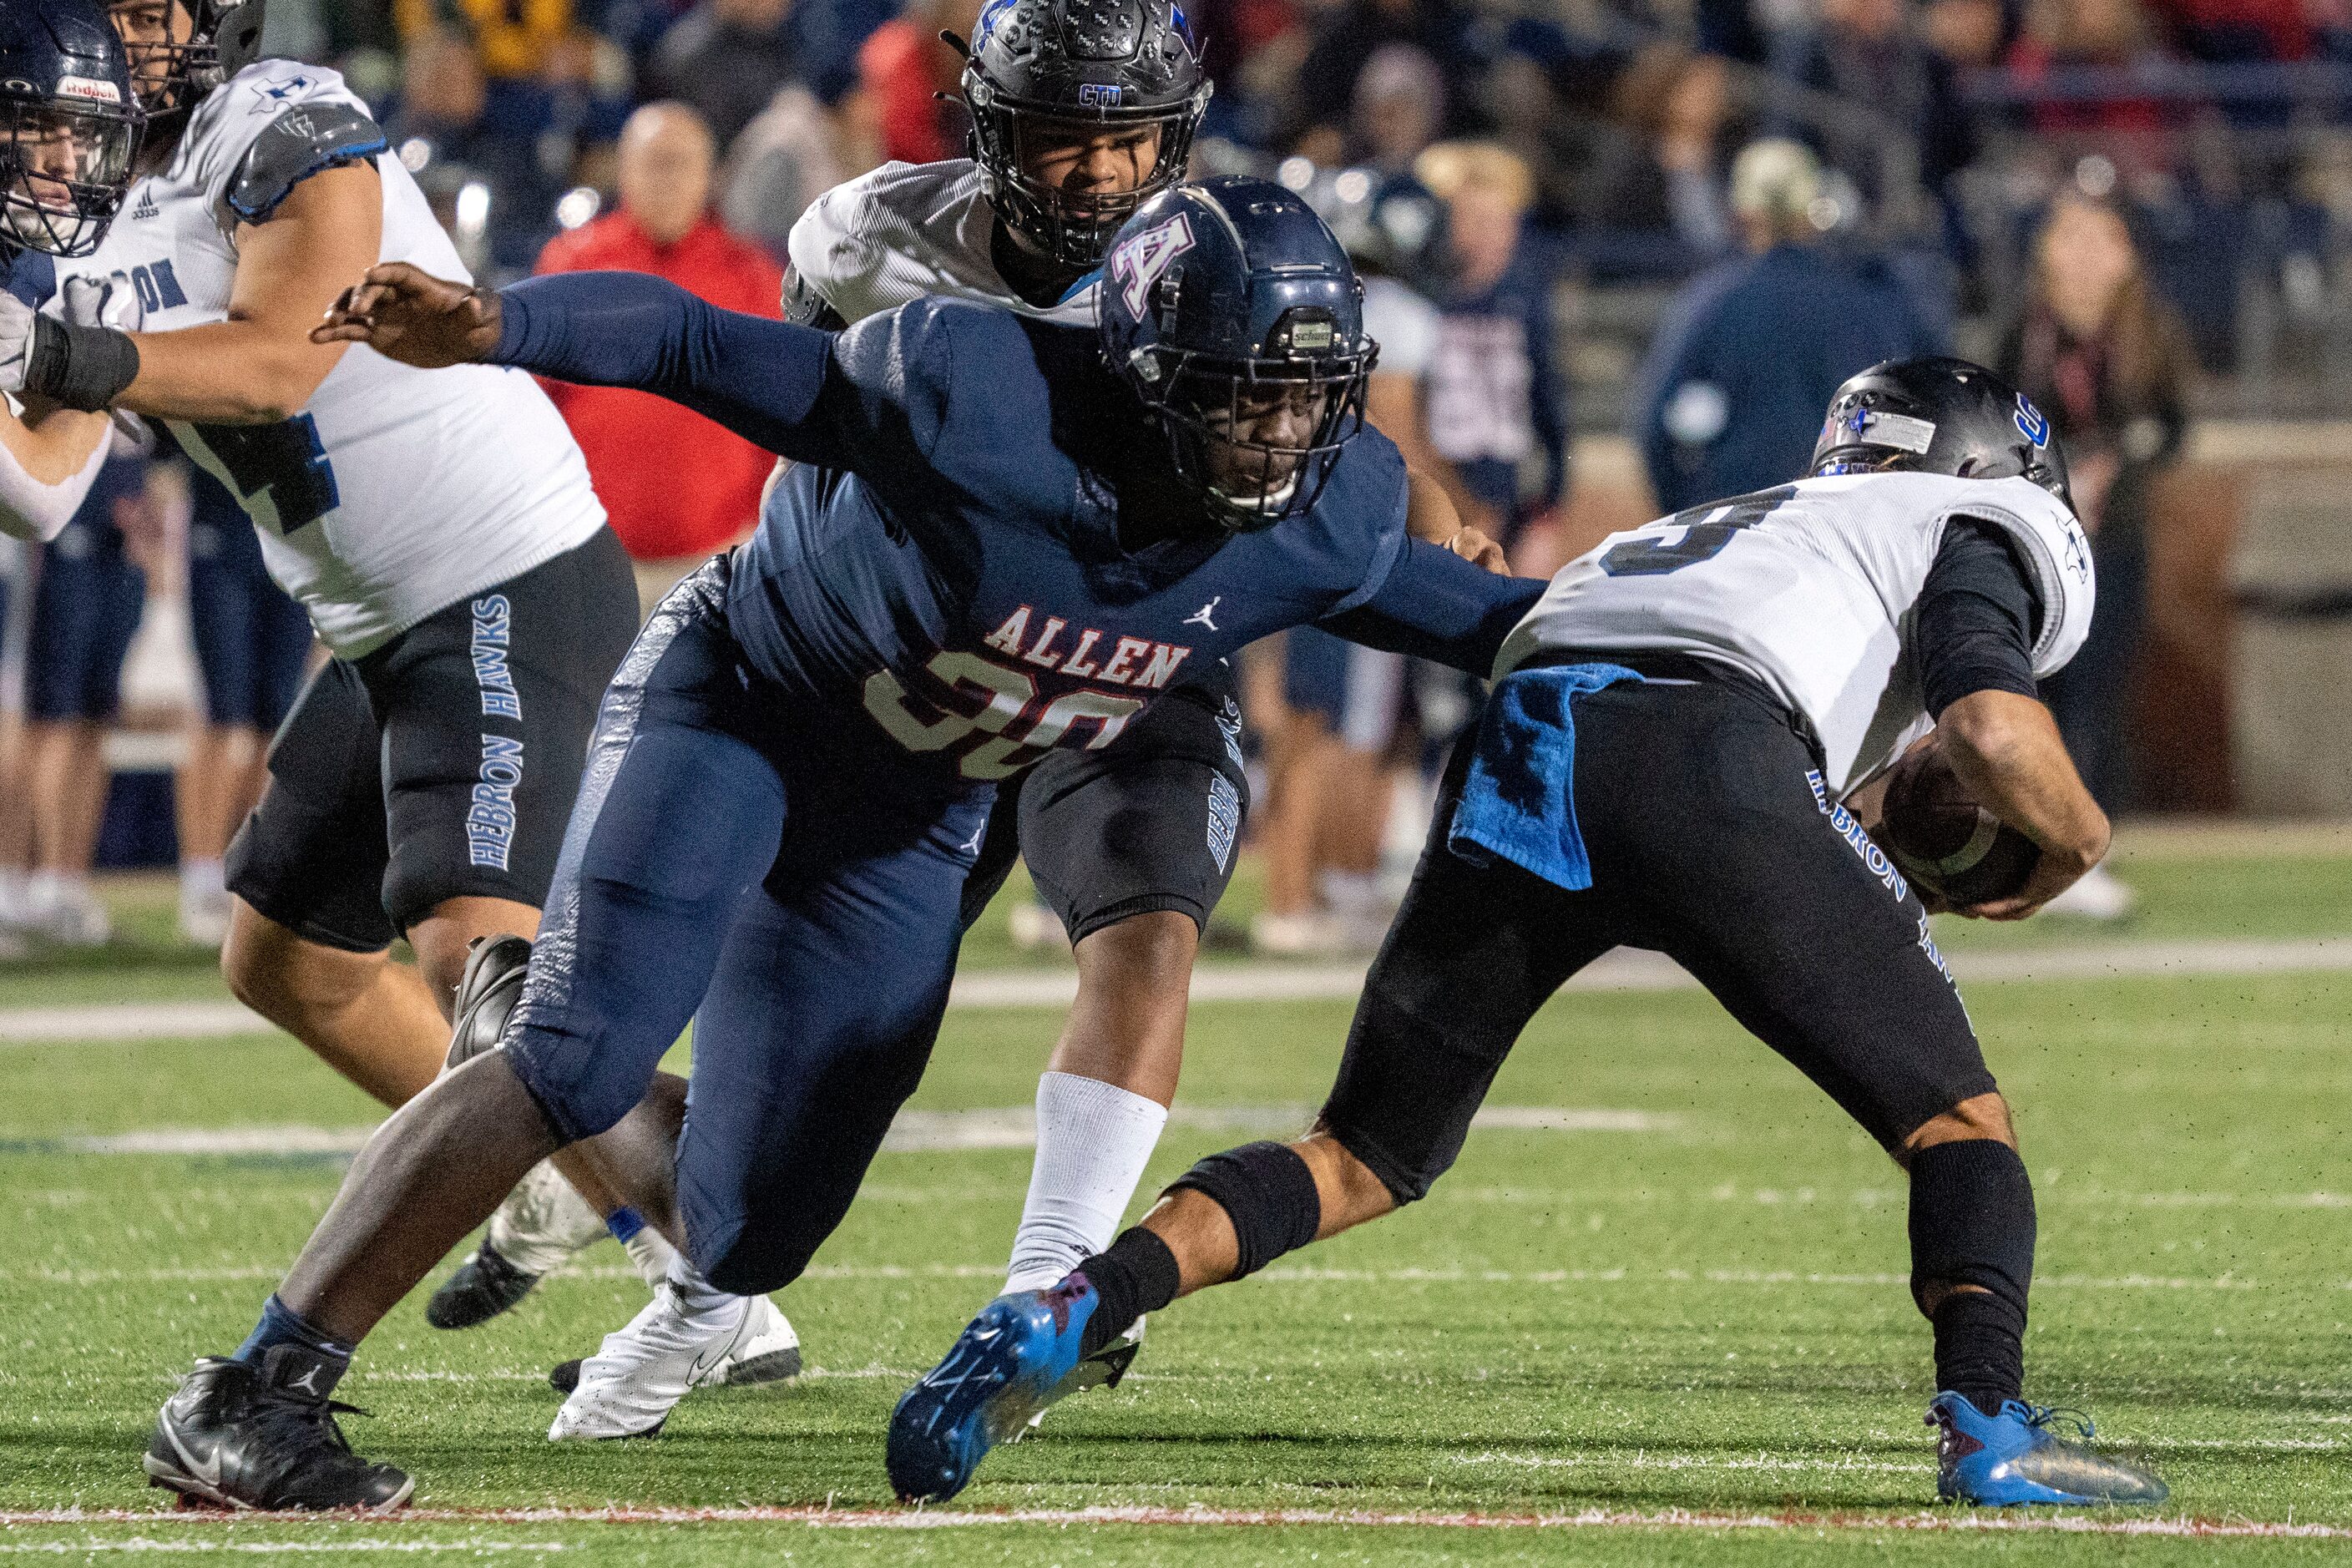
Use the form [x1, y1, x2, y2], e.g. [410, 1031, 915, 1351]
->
[180, 857, 225, 902]
[621, 1222, 679, 1288]
[1005, 1071, 1170, 1292]
[0, 868, 26, 923]
[664, 1252, 738, 1318]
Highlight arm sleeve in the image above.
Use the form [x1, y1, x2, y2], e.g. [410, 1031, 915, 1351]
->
[1315, 537, 1547, 676]
[0, 401, 110, 542]
[1917, 517, 2042, 717]
[492, 270, 923, 472]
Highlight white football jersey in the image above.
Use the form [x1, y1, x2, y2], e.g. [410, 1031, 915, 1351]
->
[787, 159, 1099, 326]
[46, 61, 605, 657]
[1496, 472, 2095, 796]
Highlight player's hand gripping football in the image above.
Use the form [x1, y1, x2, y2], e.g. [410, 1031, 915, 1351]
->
[311, 263, 503, 368]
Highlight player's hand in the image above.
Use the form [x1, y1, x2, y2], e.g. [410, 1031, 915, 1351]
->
[1956, 842, 2099, 922]
[311, 262, 502, 367]
[62, 274, 141, 332]
[1444, 524, 1507, 574]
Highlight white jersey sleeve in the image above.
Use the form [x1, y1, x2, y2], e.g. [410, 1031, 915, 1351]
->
[1495, 471, 2093, 796]
[171, 61, 387, 236]
[1361, 276, 1439, 380]
[786, 159, 1099, 327]
[44, 63, 606, 658]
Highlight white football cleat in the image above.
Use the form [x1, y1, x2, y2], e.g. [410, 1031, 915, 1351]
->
[549, 1282, 800, 1440]
[488, 1159, 611, 1277]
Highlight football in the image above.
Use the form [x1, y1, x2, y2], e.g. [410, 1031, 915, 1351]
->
[1875, 737, 2041, 907]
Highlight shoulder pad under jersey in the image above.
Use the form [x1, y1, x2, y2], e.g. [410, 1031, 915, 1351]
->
[783, 263, 848, 330]
[1942, 478, 2096, 680]
[226, 99, 387, 225]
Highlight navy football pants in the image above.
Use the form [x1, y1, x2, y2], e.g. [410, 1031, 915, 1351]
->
[503, 565, 989, 1295]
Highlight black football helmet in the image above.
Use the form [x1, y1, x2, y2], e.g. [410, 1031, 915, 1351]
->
[1811, 357, 2072, 509]
[105, 0, 266, 117]
[1100, 175, 1374, 530]
[963, 0, 1209, 270]
[0, 0, 141, 258]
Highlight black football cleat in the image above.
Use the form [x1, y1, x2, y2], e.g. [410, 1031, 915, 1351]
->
[443, 933, 533, 1070]
[144, 1348, 413, 1512]
[424, 1236, 540, 1329]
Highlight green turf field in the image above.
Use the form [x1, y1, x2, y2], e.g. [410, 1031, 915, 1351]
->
[3, 833, 2349, 1562]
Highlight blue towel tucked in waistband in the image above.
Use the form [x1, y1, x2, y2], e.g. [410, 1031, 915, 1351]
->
[1447, 662, 1645, 893]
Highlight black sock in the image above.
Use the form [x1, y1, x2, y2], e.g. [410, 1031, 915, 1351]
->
[1932, 1289, 2025, 1416]
[1071, 1227, 1181, 1359]
[233, 1293, 353, 1366]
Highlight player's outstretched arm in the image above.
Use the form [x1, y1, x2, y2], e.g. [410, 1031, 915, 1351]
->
[0, 295, 124, 539]
[1935, 689, 2110, 920]
[321, 266, 858, 471]
[1316, 536, 1543, 675]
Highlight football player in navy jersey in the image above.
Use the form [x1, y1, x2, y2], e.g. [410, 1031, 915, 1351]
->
[140, 176, 1544, 1510]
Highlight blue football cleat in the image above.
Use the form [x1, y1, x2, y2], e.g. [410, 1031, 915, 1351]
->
[1928, 1392, 2169, 1506]
[888, 1277, 1103, 1502]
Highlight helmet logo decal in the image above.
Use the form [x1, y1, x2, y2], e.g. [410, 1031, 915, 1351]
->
[1109, 210, 1193, 318]
[54, 75, 124, 104]
[2014, 394, 2050, 448]
[1076, 82, 1125, 106]
[1846, 407, 1936, 455]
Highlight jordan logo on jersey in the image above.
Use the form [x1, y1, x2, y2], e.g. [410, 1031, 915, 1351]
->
[1109, 213, 1194, 318]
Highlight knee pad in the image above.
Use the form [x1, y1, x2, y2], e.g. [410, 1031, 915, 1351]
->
[1908, 1138, 2036, 1318]
[444, 934, 533, 1070]
[1166, 1141, 1321, 1280]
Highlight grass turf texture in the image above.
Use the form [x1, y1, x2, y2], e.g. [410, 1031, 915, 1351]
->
[2, 841, 2349, 1562]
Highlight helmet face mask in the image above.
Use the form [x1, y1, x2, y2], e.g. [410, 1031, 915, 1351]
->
[1, 0, 143, 258]
[1150, 336, 1370, 530]
[964, 0, 1208, 271]
[105, 0, 261, 117]
[1, 98, 139, 256]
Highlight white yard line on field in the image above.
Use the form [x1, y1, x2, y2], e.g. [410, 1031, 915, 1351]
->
[2, 1505, 2348, 1540]
[0, 1543, 564, 1555]
[2, 935, 2347, 1045]
[12, 1104, 1682, 1160]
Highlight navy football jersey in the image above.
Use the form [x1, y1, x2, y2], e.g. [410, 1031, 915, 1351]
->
[493, 274, 1538, 784]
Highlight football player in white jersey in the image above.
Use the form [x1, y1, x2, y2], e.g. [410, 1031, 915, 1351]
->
[0, 0, 804, 1376]
[893, 359, 2171, 1508]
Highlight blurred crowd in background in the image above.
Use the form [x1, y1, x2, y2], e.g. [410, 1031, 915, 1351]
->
[16, 0, 2334, 954]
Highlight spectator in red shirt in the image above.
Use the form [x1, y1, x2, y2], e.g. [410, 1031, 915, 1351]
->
[534, 102, 785, 614]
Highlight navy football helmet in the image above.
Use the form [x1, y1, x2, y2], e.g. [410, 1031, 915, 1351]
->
[104, 0, 265, 117]
[963, 0, 1208, 270]
[0, 0, 141, 258]
[1812, 357, 2071, 510]
[1100, 176, 1375, 530]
